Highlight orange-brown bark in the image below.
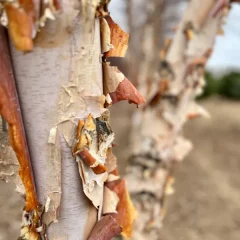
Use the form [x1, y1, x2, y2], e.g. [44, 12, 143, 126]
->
[109, 77, 146, 106]
[105, 179, 137, 238]
[2, 0, 61, 51]
[104, 16, 129, 58]
[0, 26, 38, 212]
[5, 3, 33, 51]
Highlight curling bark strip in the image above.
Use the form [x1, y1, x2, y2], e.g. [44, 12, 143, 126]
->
[99, 12, 146, 238]
[0, 26, 38, 212]
[1, 0, 61, 51]
[0, 26, 41, 240]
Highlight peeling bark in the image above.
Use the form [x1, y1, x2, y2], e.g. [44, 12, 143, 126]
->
[0, 26, 40, 239]
[88, 215, 122, 240]
[125, 0, 231, 239]
[1, 0, 230, 239]
[8, 1, 103, 238]
[0, 26, 38, 211]
[104, 16, 129, 58]
[0, 134, 25, 195]
[1, 0, 138, 239]
[0, 0, 61, 51]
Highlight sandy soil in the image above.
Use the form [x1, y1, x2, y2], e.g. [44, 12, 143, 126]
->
[160, 98, 240, 240]
[1, 97, 240, 239]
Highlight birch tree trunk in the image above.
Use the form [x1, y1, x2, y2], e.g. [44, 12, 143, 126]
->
[1, 0, 138, 239]
[125, 0, 231, 239]
[10, 1, 101, 238]
[1, 0, 235, 239]
[126, 0, 184, 86]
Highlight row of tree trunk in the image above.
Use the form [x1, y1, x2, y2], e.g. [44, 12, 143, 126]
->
[0, 0, 233, 239]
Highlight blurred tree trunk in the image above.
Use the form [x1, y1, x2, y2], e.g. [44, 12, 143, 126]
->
[126, 0, 185, 86]
[124, 0, 230, 239]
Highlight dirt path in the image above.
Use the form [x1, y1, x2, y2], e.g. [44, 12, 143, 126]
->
[159, 97, 240, 240]
[1, 98, 240, 239]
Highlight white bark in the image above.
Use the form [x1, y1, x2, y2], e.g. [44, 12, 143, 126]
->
[10, 0, 102, 239]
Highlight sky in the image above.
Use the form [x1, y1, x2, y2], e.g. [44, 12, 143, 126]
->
[207, 3, 240, 75]
[109, 1, 240, 76]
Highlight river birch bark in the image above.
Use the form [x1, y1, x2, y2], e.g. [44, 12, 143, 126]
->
[125, 0, 230, 239]
[1, 0, 138, 239]
[9, 1, 102, 239]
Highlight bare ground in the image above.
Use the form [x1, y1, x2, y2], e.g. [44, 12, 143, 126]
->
[1, 97, 240, 239]
[160, 97, 240, 240]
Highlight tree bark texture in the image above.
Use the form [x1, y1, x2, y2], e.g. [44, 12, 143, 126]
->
[10, 1, 102, 239]
[125, 0, 230, 239]
[126, 0, 185, 86]
[1, 0, 139, 239]
[0, 0, 234, 239]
